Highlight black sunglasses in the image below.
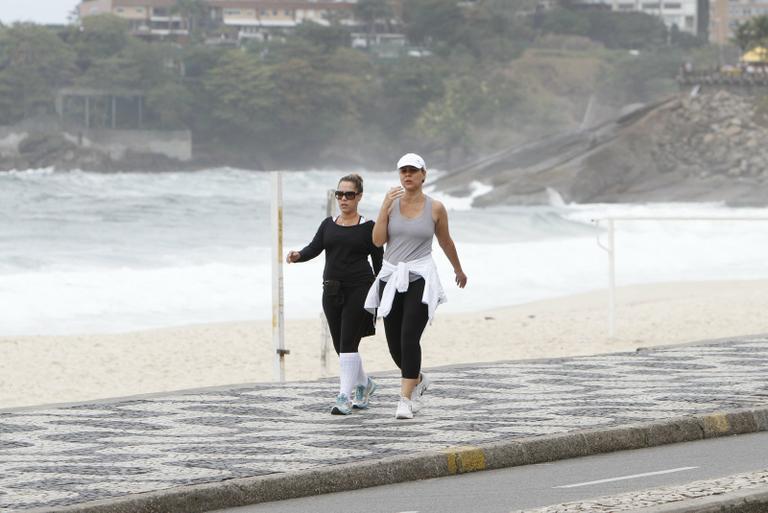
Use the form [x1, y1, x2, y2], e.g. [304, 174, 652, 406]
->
[334, 190, 360, 200]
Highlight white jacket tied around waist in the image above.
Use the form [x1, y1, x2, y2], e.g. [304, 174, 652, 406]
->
[364, 255, 447, 323]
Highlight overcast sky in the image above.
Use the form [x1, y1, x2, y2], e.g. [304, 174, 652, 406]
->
[0, 0, 77, 25]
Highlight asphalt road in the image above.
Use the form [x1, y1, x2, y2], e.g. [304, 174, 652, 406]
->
[214, 431, 768, 513]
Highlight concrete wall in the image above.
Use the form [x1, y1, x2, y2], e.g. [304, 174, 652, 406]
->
[66, 128, 193, 161]
[0, 124, 192, 162]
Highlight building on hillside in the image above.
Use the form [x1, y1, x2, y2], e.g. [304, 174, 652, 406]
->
[709, 0, 768, 44]
[78, 0, 189, 40]
[78, 0, 367, 43]
[206, 0, 358, 42]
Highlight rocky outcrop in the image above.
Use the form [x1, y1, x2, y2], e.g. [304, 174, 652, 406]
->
[651, 90, 768, 181]
[434, 91, 768, 206]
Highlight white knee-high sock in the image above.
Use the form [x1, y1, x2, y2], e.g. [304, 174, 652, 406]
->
[353, 353, 368, 386]
[338, 353, 360, 398]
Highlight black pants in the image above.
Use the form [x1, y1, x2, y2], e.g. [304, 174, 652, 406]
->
[380, 278, 429, 379]
[322, 283, 372, 355]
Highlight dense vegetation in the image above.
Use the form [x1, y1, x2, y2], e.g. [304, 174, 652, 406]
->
[0, 0, 711, 167]
[733, 15, 768, 51]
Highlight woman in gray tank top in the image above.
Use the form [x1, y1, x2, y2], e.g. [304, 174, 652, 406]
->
[368, 153, 467, 419]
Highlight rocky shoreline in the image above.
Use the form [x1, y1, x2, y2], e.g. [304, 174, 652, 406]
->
[435, 90, 768, 206]
[0, 132, 196, 173]
[5, 90, 768, 207]
[652, 90, 768, 181]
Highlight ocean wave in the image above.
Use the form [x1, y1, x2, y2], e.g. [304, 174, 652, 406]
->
[4, 170, 768, 335]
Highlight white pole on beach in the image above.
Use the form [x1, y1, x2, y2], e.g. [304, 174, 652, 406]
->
[607, 219, 616, 339]
[320, 189, 336, 376]
[595, 218, 617, 339]
[271, 171, 289, 382]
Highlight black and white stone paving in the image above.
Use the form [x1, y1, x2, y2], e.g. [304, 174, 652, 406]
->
[515, 470, 768, 512]
[2, 337, 768, 511]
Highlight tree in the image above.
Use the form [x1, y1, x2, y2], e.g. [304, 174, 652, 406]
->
[0, 24, 77, 123]
[355, 0, 394, 48]
[269, 48, 369, 153]
[173, 0, 212, 43]
[402, 0, 465, 48]
[201, 50, 276, 139]
[669, 24, 703, 49]
[145, 81, 194, 128]
[64, 14, 132, 71]
[79, 39, 179, 90]
[458, 0, 535, 60]
[374, 57, 446, 135]
[539, 8, 591, 37]
[415, 78, 475, 166]
[732, 15, 768, 51]
[293, 22, 351, 52]
[539, 9, 668, 49]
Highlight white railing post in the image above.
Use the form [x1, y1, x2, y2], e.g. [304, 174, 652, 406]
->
[320, 189, 336, 375]
[607, 219, 616, 339]
[271, 172, 289, 382]
[594, 215, 768, 339]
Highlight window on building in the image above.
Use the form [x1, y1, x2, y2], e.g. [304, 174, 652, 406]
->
[618, 3, 634, 8]
[664, 3, 682, 8]
[116, 7, 124, 13]
[225, 9, 241, 15]
[642, 2, 660, 8]
[273, 9, 278, 15]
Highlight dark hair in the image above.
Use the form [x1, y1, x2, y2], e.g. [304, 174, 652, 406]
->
[338, 174, 363, 193]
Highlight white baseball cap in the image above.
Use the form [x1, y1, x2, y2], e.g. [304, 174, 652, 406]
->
[397, 153, 426, 170]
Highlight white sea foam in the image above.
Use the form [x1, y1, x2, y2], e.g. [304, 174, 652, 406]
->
[2, 169, 768, 336]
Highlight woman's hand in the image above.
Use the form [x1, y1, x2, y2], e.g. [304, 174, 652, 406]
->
[286, 251, 301, 264]
[454, 269, 467, 288]
[381, 186, 405, 212]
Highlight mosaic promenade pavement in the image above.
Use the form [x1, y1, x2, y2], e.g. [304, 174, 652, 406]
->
[2, 337, 768, 511]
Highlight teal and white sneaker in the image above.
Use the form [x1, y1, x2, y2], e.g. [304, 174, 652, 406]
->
[331, 393, 353, 415]
[352, 377, 378, 409]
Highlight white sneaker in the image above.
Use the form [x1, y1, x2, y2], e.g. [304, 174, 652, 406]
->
[414, 372, 431, 398]
[410, 373, 431, 413]
[395, 397, 414, 419]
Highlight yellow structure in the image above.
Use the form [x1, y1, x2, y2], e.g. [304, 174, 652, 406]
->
[742, 46, 768, 63]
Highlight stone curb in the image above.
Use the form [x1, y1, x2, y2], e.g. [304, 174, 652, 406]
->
[23, 406, 768, 513]
[628, 486, 768, 513]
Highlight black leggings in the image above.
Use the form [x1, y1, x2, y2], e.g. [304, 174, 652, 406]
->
[380, 278, 429, 379]
[322, 284, 371, 354]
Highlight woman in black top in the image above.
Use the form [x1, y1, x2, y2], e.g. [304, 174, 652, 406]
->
[286, 174, 383, 415]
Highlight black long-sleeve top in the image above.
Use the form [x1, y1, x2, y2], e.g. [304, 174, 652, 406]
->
[298, 217, 383, 285]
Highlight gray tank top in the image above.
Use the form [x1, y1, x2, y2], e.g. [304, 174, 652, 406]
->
[384, 195, 435, 271]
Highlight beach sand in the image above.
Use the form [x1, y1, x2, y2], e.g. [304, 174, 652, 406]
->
[3, 279, 768, 410]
